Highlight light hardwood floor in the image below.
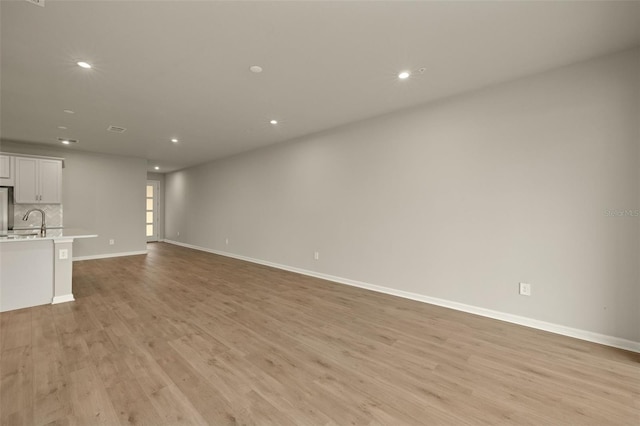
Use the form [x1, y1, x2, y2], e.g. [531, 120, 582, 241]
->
[1, 242, 638, 425]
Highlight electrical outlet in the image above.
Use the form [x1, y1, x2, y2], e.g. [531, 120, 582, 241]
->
[519, 282, 531, 296]
[59, 249, 68, 260]
[109, 239, 115, 245]
[314, 251, 320, 261]
[225, 238, 229, 245]
[177, 231, 180, 237]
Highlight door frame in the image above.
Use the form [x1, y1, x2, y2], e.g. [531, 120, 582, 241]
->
[146, 180, 160, 242]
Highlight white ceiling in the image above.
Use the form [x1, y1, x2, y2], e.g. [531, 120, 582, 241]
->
[2, 0, 640, 172]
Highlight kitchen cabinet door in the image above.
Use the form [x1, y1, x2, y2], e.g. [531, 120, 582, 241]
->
[15, 157, 38, 203]
[15, 157, 62, 204]
[39, 159, 62, 203]
[0, 155, 15, 186]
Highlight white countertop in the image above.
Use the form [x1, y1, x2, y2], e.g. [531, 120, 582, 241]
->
[12, 226, 64, 230]
[0, 228, 98, 243]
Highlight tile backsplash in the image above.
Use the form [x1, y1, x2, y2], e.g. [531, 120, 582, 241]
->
[13, 204, 63, 229]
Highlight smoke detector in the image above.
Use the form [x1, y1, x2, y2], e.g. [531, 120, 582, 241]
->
[107, 125, 127, 133]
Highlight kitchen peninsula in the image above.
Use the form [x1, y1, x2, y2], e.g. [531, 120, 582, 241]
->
[0, 229, 97, 312]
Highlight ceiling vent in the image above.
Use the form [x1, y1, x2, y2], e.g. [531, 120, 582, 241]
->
[107, 125, 127, 133]
[57, 138, 78, 144]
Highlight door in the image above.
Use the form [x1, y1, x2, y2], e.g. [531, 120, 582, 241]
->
[0, 155, 14, 186]
[14, 157, 62, 204]
[15, 157, 38, 203]
[0, 156, 11, 179]
[39, 159, 62, 203]
[146, 180, 160, 242]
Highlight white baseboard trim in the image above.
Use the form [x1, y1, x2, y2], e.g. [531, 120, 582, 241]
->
[52, 294, 75, 304]
[73, 250, 148, 261]
[165, 240, 640, 353]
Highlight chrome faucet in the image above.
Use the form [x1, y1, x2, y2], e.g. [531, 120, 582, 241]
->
[23, 208, 46, 237]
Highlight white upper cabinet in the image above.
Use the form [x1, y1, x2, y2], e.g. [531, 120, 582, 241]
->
[38, 159, 63, 203]
[0, 155, 15, 186]
[14, 157, 62, 204]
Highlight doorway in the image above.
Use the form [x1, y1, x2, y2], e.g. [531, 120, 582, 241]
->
[146, 180, 160, 242]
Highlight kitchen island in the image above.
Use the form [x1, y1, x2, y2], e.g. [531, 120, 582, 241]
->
[0, 229, 97, 312]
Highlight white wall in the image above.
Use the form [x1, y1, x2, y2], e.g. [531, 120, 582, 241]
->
[0, 141, 147, 258]
[166, 48, 640, 344]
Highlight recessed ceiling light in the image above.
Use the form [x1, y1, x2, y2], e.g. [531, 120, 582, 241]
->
[154, 166, 160, 170]
[398, 71, 410, 79]
[270, 120, 278, 125]
[57, 137, 78, 144]
[250, 65, 263, 73]
[171, 138, 179, 143]
[77, 61, 92, 69]
[58, 126, 67, 130]
[63, 110, 75, 114]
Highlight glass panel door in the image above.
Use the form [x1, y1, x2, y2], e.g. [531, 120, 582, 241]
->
[146, 180, 159, 242]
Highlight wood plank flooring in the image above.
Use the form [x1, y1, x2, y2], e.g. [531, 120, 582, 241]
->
[1, 242, 638, 425]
